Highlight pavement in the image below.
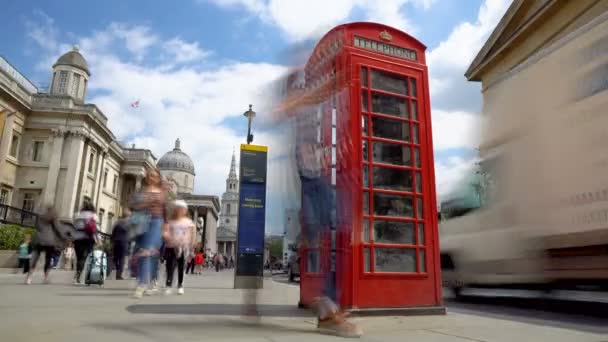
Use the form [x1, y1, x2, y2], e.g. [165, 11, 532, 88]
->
[0, 269, 606, 342]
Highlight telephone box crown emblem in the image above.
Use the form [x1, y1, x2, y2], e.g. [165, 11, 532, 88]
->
[379, 30, 392, 42]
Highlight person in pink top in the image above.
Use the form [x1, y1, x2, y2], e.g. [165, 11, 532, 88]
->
[162, 200, 196, 295]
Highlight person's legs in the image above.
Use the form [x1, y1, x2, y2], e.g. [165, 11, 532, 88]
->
[134, 217, 162, 297]
[43, 246, 54, 281]
[74, 240, 87, 282]
[25, 247, 42, 284]
[177, 253, 185, 288]
[165, 248, 176, 288]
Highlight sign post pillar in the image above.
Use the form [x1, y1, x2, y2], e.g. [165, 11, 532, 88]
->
[234, 144, 268, 289]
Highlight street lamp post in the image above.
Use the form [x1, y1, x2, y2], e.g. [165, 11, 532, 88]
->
[243, 104, 256, 144]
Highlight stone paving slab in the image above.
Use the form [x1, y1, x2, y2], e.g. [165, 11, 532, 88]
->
[0, 270, 605, 342]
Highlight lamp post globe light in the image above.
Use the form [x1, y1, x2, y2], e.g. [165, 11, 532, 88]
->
[244, 104, 256, 144]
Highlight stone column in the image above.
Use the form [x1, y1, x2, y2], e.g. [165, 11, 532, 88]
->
[93, 148, 107, 208]
[42, 129, 65, 205]
[135, 175, 143, 190]
[60, 131, 86, 218]
[0, 112, 16, 183]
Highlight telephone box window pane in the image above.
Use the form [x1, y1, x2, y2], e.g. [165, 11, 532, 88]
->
[307, 250, 320, 273]
[417, 197, 424, 219]
[373, 166, 412, 192]
[375, 248, 416, 272]
[373, 193, 413, 217]
[372, 116, 409, 141]
[374, 220, 415, 244]
[362, 116, 368, 136]
[419, 249, 426, 272]
[413, 124, 419, 144]
[370, 69, 407, 95]
[363, 219, 370, 242]
[361, 68, 368, 88]
[410, 78, 417, 98]
[363, 165, 369, 188]
[362, 91, 369, 112]
[411, 100, 418, 120]
[414, 147, 421, 167]
[363, 192, 369, 214]
[364, 248, 371, 272]
[372, 141, 411, 166]
[415, 172, 422, 193]
[418, 223, 425, 245]
[362, 140, 369, 161]
[371, 93, 408, 118]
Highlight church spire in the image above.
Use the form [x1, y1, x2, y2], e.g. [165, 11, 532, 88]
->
[228, 149, 237, 180]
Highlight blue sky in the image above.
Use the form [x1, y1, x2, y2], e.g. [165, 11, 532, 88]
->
[1, 0, 512, 233]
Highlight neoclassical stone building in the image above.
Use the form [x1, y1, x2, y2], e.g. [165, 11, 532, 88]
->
[157, 138, 220, 253]
[0, 47, 219, 248]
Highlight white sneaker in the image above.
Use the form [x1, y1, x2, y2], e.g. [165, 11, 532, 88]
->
[177, 287, 184, 295]
[164, 288, 172, 296]
[133, 287, 145, 299]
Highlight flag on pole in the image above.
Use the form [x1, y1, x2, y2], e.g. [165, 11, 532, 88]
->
[130, 100, 140, 108]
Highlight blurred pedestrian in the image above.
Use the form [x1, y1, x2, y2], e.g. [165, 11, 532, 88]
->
[25, 205, 68, 284]
[162, 200, 196, 295]
[296, 137, 363, 337]
[72, 201, 98, 285]
[111, 209, 131, 280]
[130, 167, 167, 298]
[63, 242, 74, 271]
[214, 253, 222, 272]
[15, 234, 32, 274]
[195, 250, 204, 275]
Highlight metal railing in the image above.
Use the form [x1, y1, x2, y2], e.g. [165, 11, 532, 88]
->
[0, 204, 39, 228]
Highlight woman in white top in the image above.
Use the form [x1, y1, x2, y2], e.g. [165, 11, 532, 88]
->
[162, 200, 196, 295]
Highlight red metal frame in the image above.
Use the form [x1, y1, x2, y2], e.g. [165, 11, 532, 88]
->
[292, 22, 442, 310]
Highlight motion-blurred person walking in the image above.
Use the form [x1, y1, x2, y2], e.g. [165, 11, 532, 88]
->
[15, 234, 32, 274]
[162, 200, 196, 295]
[25, 205, 68, 284]
[63, 242, 75, 271]
[72, 201, 98, 285]
[129, 167, 167, 298]
[111, 209, 131, 280]
[295, 134, 363, 337]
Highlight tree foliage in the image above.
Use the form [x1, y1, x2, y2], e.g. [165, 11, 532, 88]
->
[0, 224, 37, 250]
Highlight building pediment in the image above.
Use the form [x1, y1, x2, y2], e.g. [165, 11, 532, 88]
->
[465, 0, 558, 81]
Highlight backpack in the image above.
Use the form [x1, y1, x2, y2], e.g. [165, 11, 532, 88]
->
[85, 217, 97, 236]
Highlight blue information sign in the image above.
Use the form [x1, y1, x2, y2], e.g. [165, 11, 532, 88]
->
[237, 182, 266, 254]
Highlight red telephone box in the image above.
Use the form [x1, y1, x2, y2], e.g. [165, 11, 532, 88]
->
[276, 22, 443, 314]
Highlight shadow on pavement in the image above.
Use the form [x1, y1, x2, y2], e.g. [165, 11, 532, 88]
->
[127, 303, 314, 317]
[59, 292, 131, 297]
[93, 318, 317, 337]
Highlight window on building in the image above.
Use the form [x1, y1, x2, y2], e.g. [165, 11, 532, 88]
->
[103, 169, 108, 188]
[98, 209, 105, 229]
[88, 151, 96, 174]
[226, 203, 231, 214]
[70, 74, 81, 98]
[57, 71, 69, 94]
[226, 218, 230, 224]
[185, 175, 189, 185]
[32, 141, 44, 162]
[9, 134, 19, 157]
[0, 188, 9, 204]
[22, 193, 36, 212]
[112, 175, 118, 193]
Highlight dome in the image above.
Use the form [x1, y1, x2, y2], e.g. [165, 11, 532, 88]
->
[53, 46, 90, 75]
[157, 138, 195, 175]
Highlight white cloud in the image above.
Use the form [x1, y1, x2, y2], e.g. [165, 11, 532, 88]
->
[427, 0, 511, 101]
[431, 109, 480, 150]
[163, 38, 211, 63]
[25, 15, 287, 199]
[210, 0, 433, 41]
[107, 23, 159, 61]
